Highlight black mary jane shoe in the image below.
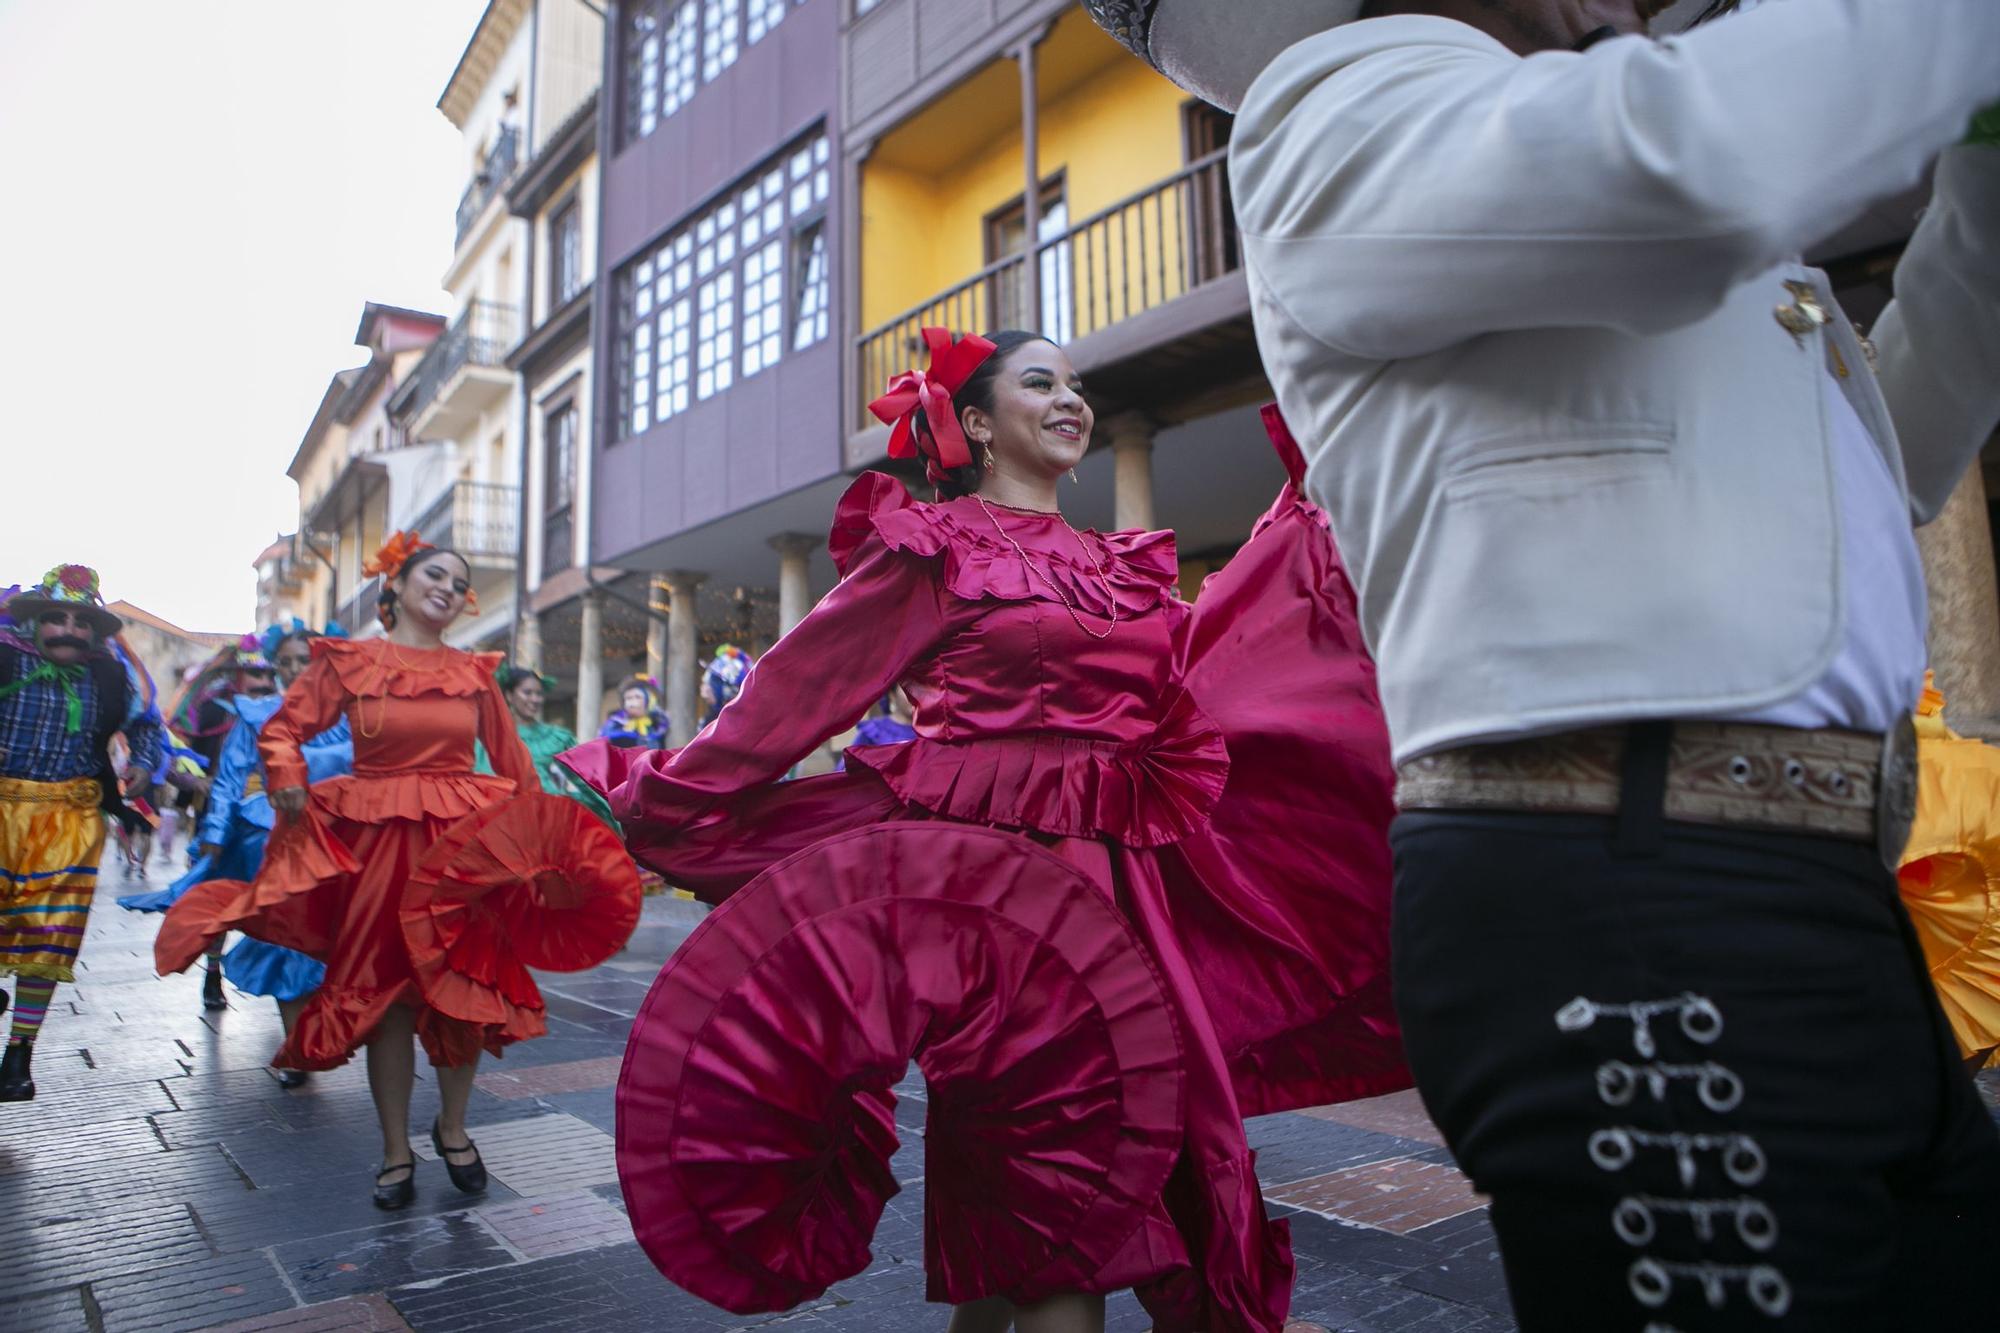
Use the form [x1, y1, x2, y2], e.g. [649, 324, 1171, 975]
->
[275, 1068, 311, 1090]
[201, 968, 228, 1011]
[372, 1161, 416, 1211]
[431, 1119, 488, 1195]
[0, 1039, 35, 1103]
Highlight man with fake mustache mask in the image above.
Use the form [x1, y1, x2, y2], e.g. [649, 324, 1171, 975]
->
[1084, 0, 2000, 1328]
[0, 565, 162, 1102]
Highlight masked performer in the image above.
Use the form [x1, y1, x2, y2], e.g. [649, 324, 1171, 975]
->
[158, 535, 640, 1208]
[0, 566, 162, 1101]
[599, 674, 668, 748]
[1081, 0, 2000, 1326]
[701, 645, 753, 725]
[564, 329, 1404, 1333]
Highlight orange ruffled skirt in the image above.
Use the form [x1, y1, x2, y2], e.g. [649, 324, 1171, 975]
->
[156, 777, 641, 1070]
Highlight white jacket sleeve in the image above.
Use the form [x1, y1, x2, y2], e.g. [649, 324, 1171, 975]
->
[1872, 146, 2000, 522]
[1232, 2, 2000, 361]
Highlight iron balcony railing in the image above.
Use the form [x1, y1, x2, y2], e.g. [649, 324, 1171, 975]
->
[857, 150, 1238, 427]
[413, 481, 521, 561]
[332, 576, 382, 637]
[387, 301, 519, 426]
[455, 126, 520, 243]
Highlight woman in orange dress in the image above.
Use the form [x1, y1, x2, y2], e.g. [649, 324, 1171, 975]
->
[159, 536, 547, 1209]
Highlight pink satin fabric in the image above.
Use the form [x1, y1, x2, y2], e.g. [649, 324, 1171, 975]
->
[571, 458, 1406, 1332]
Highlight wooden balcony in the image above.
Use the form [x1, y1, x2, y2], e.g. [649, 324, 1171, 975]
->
[856, 149, 1256, 432]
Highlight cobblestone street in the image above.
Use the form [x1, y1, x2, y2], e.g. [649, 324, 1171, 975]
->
[2, 862, 1533, 1333]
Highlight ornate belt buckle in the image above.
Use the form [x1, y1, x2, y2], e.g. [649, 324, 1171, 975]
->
[1875, 714, 1918, 872]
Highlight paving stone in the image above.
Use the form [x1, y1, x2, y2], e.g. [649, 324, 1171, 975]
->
[200, 1293, 414, 1332]
[0, 1146, 247, 1230]
[93, 1250, 296, 1333]
[0, 1115, 164, 1175]
[1246, 1111, 1429, 1189]
[475, 1190, 632, 1258]
[272, 1212, 515, 1304]
[389, 1242, 727, 1333]
[0, 1076, 177, 1130]
[1267, 1156, 1487, 1235]
[1395, 1209, 1512, 1319]
[538, 1086, 617, 1136]
[473, 1055, 623, 1101]
[1295, 1089, 1447, 1148]
[410, 1112, 616, 1199]
[7, 1284, 92, 1332]
[0, 1202, 207, 1296]
[193, 1174, 519, 1254]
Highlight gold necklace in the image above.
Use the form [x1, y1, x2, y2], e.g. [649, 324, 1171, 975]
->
[356, 639, 452, 738]
[974, 495, 1120, 640]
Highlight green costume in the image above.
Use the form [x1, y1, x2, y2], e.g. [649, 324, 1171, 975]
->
[475, 718, 617, 827]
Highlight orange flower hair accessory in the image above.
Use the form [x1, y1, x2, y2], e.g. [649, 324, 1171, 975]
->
[364, 530, 434, 580]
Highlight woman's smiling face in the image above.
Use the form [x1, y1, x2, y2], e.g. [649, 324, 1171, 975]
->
[395, 553, 472, 631]
[963, 340, 1093, 482]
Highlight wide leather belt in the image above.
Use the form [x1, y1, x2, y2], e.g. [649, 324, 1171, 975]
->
[1396, 719, 1919, 869]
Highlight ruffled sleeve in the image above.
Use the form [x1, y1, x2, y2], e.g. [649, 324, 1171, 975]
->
[260, 648, 351, 794]
[830, 473, 1177, 618]
[603, 476, 949, 831]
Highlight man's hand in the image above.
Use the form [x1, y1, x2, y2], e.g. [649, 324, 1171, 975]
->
[269, 786, 307, 816]
[197, 842, 222, 860]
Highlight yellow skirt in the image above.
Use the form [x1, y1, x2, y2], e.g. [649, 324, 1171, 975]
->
[0, 777, 105, 983]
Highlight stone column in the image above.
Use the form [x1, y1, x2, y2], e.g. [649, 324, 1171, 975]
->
[645, 574, 671, 684]
[514, 606, 542, 671]
[665, 571, 707, 748]
[1917, 463, 2000, 739]
[1105, 413, 1158, 531]
[770, 534, 817, 636]
[576, 590, 604, 738]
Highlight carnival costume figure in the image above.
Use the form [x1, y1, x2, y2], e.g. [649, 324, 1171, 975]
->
[701, 645, 753, 724]
[1081, 0, 2000, 1326]
[562, 330, 1405, 1333]
[599, 674, 668, 748]
[157, 535, 641, 1209]
[0, 565, 163, 1101]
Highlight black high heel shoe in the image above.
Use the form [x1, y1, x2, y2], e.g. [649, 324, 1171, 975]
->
[201, 967, 227, 1011]
[372, 1161, 416, 1210]
[431, 1119, 487, 1194]
[275, 1068, 310, 1090]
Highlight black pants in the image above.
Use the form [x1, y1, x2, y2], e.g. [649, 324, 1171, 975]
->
[1392, 810, 2000, 1331]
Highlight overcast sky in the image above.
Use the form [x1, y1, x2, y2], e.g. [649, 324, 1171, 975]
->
[0, 0, 487, 632]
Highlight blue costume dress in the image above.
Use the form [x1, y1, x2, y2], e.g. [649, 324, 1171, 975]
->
[121, 693, 352, 1001]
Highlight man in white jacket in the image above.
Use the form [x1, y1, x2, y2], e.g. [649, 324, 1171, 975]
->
[1086, 0, 2000, 1328]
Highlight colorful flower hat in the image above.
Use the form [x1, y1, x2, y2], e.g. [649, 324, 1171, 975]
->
[4, 564, 123, 637]
[231, 633, 275, 672]
[703, 645, 754, 707]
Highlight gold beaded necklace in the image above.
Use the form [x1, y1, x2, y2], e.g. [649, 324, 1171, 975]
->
[355, 637, 451, 739]
[974, 495, 1120, 640]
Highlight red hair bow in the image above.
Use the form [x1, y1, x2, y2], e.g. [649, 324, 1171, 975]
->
[868, 328, 998, 484]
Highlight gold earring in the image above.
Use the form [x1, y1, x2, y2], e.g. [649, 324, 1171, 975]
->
[983, 443, 996, 471]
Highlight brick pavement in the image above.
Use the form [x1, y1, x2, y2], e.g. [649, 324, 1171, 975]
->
[68, 849, 2000, 1330]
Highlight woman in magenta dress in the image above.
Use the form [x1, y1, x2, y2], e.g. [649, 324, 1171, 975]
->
[566, 329, 1405, 1333]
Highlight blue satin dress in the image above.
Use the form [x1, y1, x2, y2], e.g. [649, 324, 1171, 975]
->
[121, 693, 352, 1001]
